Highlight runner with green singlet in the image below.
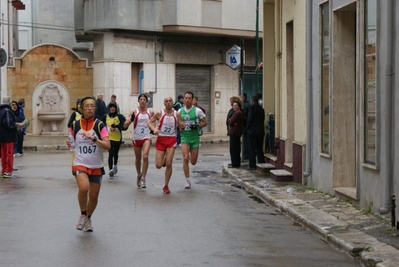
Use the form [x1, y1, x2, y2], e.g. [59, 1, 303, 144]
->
[177, 92, 207, 189]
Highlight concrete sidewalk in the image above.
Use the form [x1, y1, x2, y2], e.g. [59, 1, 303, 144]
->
[223, 163, 399, 267]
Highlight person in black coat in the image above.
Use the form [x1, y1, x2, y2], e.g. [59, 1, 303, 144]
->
[95, 92, 107, 119]
[67, 98, 82, 128]
[227, 100, 244, 168]
[0, 96, 25, 178]
[241, 93, 251, 160]
[246, 95, 266, 170]
[11, 101, 24, 157]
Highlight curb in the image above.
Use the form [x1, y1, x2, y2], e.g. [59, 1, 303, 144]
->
[222, 164, 399, 267]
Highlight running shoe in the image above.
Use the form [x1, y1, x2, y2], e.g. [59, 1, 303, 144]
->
[184, 180, 191, 189]
[140, 177, 146, 188]
[136, 174, 142, 188]
[2, 173, 15, 178]
[83, 218, 93, 232]
[163, 185, 170, 194]
[113, 165, 118, 174]
[109, 169, 114, 178]
[76, 215, 86, 230]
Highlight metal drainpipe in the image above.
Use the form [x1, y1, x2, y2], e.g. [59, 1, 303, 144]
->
[379, 0, 394, 215]
[303, 0, 313, 180]
[153, 37, 158, 94]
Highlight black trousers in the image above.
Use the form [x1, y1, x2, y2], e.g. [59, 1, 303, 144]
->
[248, 134, 265, 168]
[229, 135, 241, 167]
[108, 140, 121, 170]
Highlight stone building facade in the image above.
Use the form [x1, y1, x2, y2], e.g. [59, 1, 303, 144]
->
[7, 44, 92, 135]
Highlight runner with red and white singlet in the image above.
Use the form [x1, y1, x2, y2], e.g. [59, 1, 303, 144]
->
[124, 94, 154, 189]
[148, 97, 178, 194]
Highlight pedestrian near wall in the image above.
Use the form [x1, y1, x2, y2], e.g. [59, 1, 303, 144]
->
[226, 96, 241, 135]
[102, 102, 126, 178]
[148, 96, 178, 194]
[11, 101, 24, 159]
[227, 100, 244, 168]
[246, 95, 266, 170]
[0, 96, 25, 178]
[95, 92, 107, 120]
[67, 98, 82, 128]
[124, 94, 154, 189]
[67, 96, 110, 232]
[241, 93, 250, 160]
[177, 92, 207, 189]
[14, 98, 26, 156]
[107, 94, 121, 114]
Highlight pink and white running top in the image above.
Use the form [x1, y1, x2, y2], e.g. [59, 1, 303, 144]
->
[132, 108, 152, 141]
[158, 109, 177, 137]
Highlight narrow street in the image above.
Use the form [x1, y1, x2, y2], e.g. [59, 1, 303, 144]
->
[0, 144, 361, 266]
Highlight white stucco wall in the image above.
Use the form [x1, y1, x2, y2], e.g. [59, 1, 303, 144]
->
[279, 0, 307, 143]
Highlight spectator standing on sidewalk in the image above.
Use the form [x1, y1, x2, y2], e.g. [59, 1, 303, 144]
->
[95, 92, 107, 120]
[14, 98, 26, 156]
[227, 100, 244, 168]
[148, 96, 178, 194]
[246, 95, 266, 170]
[107, 94, 121, 114]
[177, 92, 207, 189]
[102, 102, 126, 178]
[173, 95, 184, 146]
[67, 96, 110, 232]
[11, 101, 24, 158]
[241, 93, 250, 160]
[226, 96, 241, 135]
[124, 94, 154, 189]
[0, 96, 25, 178]
[193, 96, 206, 114]
[67, 98, 82, 128]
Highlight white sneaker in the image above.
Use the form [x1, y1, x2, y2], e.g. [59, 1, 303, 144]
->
[184, 180, 191, 189]
[136, 174, 142, 188]
[83, 217, 93, 232]
[109, 169, 114, 178]
[76, 215, 86, 230]
[113, 165, 118, 174]
[140, 177, 146, 188]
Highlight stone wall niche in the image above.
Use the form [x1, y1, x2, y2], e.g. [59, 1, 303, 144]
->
[32, 81, 70, 135]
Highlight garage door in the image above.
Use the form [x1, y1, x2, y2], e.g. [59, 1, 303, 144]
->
[176, 65, 211, 132]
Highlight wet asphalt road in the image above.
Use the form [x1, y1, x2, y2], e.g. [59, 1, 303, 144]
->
[0, 144, 361, 266]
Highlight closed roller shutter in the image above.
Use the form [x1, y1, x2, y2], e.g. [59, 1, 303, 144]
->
[176, 65, 211, 132]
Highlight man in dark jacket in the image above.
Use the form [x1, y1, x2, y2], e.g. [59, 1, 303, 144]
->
[246, 95, 266, 170]
[0, 96, 25, 178]
[242, 93, 251, 160]
[95, 92, 107, 119]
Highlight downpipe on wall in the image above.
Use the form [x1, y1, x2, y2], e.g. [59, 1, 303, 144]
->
[152, 37, 159, 95]
[303, 0, 313, 181]
[379, 0, 394, 217]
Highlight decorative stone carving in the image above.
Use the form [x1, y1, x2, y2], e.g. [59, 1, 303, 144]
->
[37, 84, 66, 133]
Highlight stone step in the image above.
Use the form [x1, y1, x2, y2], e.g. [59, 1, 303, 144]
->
[256, 163, 276, 174]
[270, 169, 293, 182]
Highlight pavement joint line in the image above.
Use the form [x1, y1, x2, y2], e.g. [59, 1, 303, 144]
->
[222, 163, 399, 267]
